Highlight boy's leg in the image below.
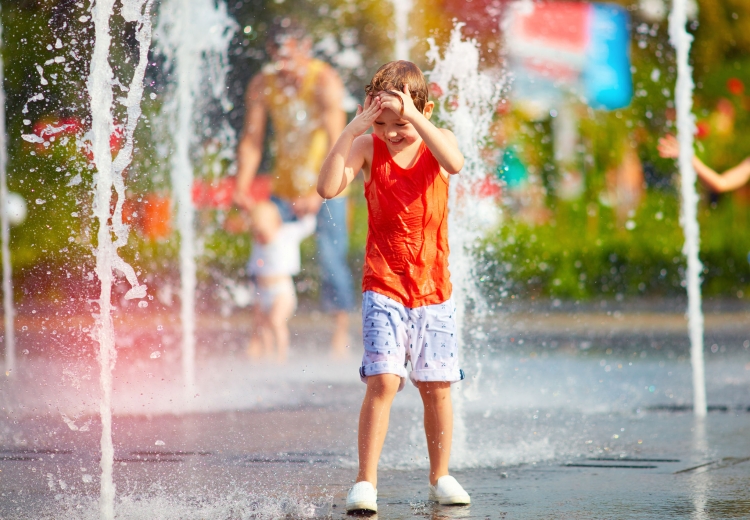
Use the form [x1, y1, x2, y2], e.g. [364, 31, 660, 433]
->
[268, 290, 295, 363]
[356, 373, 401, 488]
[417, 381, 453, 486]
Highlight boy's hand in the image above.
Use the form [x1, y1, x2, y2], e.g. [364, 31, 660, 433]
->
[346, 94, 382, 137]
[657, 134, 680, 159]
[378, 85, 419, 121]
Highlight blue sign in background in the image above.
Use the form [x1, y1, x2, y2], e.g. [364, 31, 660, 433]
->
[584, 3, 633, 110]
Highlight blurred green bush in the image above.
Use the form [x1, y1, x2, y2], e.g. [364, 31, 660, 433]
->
[478, 191, 750, 301]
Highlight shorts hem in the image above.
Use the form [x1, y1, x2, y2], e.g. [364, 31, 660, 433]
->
[409, 368, 464, 386]
[359, 362, 408, 391]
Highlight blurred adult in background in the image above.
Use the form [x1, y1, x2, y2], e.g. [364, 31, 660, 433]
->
[234, 18, 354, 356]
[658, 134, 750, 192]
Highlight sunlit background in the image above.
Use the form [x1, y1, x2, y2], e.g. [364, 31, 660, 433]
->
[2, 0, 750, 518]
[2, 0, 750, 315]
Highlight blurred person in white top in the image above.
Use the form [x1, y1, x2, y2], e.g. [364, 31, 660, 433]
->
[247, 201, 316, 363]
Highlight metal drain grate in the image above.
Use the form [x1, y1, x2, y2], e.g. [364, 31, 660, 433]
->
[564, 463, 658, 469]
[112, 450, 212, 463]
[233, 451, 341, 465]
[675, 457, 750, 474]
[644, 404, 733, 413]
[588, 457, 680, 463]
[0, 448, 73, 461]
[564, 457, 681, 470]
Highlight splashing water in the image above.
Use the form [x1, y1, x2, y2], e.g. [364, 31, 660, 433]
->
[154, 0, 236, 396]
[427, 25, 505, 466]
[668, 0, 706, 417]
[36, 486, 321, 520]
[88, 0, 152, 517]
[0, 6, 14, 379]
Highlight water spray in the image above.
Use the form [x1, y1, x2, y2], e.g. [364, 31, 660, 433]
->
[668, 0, 706, 418]
[427, 25, 504, 465]
[88, 1, 152, 516]
[0, 6, 14, 379]
[154, 0, 236, 397]
[390, 0, 413, 60]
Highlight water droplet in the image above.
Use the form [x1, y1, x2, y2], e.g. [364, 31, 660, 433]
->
[157, 325, 163, 331]
[150, 351, 161, 359]
[138, 301, 148, 308]
[154, 440, 165, 446]
[35, 199, 46, 205]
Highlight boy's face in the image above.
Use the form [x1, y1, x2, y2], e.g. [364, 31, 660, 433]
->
[372, 96, 434, 152]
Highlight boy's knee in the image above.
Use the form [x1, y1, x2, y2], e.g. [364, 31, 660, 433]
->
[366, 374, 401, 396]
[417, 381, 452, 400]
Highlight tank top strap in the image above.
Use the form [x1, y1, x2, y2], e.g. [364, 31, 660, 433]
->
[371, 135, 387, 168]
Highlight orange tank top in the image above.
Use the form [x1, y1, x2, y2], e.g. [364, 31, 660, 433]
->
[362, 135, 452, 308]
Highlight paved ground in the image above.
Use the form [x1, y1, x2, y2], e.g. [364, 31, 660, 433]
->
[1, 406, 749, 519]
[1, 307, 750, 518]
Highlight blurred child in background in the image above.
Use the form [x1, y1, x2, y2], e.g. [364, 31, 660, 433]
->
[246, 201, 315, 363]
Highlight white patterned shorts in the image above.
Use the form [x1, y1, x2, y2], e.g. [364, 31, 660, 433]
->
[359, 291, 464, 392]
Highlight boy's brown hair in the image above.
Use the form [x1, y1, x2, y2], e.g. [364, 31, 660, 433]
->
[365, 61, 429, 113]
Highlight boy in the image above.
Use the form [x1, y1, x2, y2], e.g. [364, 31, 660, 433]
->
[246, 201, 315, 363]
[318, 61, 470, 513]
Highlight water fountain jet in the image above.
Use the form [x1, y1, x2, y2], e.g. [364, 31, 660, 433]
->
[0, 7, 14, 379]
[154, 0, 236, 397]
[389, 0, 413, 60]
[427, 25, 504, 465]
[668, 0, 706, 418]
[88, 1, 152, 516]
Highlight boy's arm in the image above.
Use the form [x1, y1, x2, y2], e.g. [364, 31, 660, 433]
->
[658, 134, 750, 192]
[234, 74, 266, 210]
[380, 85, 464, 175]
[318, 95, 382, 199]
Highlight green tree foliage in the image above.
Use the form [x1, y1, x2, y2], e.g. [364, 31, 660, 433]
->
[693, 0, 750, 79]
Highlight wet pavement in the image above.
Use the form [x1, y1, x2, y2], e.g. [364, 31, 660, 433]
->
[1, 308, 750, 518]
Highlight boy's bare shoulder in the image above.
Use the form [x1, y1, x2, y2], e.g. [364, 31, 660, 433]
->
[438, 127, 458, 143]
[353, 134, 374, 160]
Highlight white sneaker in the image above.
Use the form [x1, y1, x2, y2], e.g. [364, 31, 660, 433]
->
[346, 481, 378, 513]
[428, 475, 471, 505]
